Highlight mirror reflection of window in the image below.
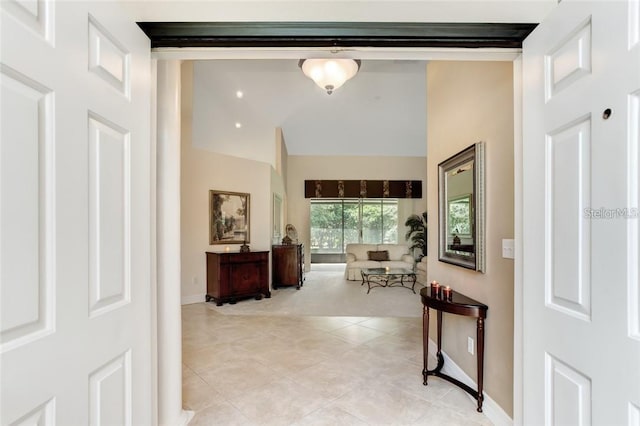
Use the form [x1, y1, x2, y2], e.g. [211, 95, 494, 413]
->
[448, 194, 471, 237]
[446, 160, 474, 241]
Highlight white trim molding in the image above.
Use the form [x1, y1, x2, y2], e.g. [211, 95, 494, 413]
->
[181, 294, 205, 305]
[426, 339, 513, 426]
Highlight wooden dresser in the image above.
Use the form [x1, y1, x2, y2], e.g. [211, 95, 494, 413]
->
[271, 244, 304, 289]
[206, 251, 270, 305]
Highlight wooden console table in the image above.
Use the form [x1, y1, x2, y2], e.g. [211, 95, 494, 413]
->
[420, 287, 488, 412]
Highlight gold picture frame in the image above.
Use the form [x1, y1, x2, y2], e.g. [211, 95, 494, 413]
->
[209, 190, 250, 244]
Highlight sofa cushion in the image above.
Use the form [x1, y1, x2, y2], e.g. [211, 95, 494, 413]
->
[344, 243, 415, 280]
[367, 250, 389, 261]
[349, 260, 381, 269]
[382, 260, 414, 270]
[379, 244, 409, 261]
[346, 244, 378, 260]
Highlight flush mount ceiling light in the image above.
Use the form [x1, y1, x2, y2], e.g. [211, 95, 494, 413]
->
[298, 58, 361, 95]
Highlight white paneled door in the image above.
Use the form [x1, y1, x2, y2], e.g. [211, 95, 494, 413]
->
[523, 0, 640, 424]
[1, 1, 152, 424]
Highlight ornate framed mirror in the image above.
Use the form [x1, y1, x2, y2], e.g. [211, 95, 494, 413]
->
[438, 142, 485, 272]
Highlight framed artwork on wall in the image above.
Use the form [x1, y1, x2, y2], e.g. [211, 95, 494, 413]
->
[209, 190, 250, 244]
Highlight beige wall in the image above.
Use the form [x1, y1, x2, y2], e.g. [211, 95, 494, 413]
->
[287, 156, 428, 269]
[181, 62, 274, 303]
[426, 61, 515, 415]
[270, 169, 286, 244]
[272, 127, 289, 240]
[275, 127, 288, 185]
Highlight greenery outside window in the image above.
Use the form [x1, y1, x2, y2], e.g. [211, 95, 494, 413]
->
[448, 194, 472, 237]
[310, 199, 398, 257]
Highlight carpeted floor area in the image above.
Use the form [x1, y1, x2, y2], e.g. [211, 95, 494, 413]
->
[207, 263, 426, 318]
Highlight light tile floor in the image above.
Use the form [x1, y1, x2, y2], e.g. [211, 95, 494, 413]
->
[182, 303, 493, 425]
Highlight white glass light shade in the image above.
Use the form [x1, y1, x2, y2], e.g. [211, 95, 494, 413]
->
[300, 59, 360, 94]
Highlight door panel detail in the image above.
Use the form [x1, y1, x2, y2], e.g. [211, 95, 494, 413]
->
[0, 65, 54, 352]
[1, 2, 151, 424]
[629, 402, 640, 426]
[88, 113, 130, 318]
[630, 0, 640, 49]
[524, 1, 638, 423]
[10, 397, 55, 426]
[89, 351, 131, 426]
[0, 0, 53, 44]
[630, 91, 640, 340]
[630, 402, 640, 426]
[545, 19, 591, 102]
[88, 15, 130, 98]
[545, 118, 591, 321]
[545, 353, 592, 426]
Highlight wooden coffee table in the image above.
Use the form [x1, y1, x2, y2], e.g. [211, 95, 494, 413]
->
[360, 267, 417, 294]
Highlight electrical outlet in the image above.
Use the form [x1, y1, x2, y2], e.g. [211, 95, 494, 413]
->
[192, 276, 198, 285]
[502, 239, 515, 259]
[468, 337, 475, 355]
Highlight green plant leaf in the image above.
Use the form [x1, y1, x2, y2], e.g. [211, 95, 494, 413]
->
[404, 211, 427, 256]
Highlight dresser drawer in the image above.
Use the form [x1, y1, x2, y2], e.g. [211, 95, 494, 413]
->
[220, 251, 268, 264]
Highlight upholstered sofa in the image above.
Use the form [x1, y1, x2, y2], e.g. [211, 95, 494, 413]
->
[344, 243, 415, 281]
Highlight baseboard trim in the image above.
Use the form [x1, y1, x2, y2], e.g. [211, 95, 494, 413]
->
[426, 339, 513, 426]
[177, 409, 194, 426]
[181, 294, 205, 305]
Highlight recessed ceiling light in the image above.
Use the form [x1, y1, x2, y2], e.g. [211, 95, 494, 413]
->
[236, 91, 243, 99]
[235, 122, 242, 129]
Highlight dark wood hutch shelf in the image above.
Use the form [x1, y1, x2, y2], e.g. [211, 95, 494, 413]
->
[271, 244, 304, 289]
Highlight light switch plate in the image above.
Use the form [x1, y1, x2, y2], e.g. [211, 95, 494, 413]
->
[502, 239, 515, 259]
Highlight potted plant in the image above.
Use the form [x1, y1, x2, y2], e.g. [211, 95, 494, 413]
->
[404, 212, 427, 259]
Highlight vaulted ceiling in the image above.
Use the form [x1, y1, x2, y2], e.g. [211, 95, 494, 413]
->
[191, 59, 428, 157]
[128, 1, 555, 158]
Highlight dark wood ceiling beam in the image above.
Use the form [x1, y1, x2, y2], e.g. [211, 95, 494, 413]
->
[137, 22, 537, 49]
